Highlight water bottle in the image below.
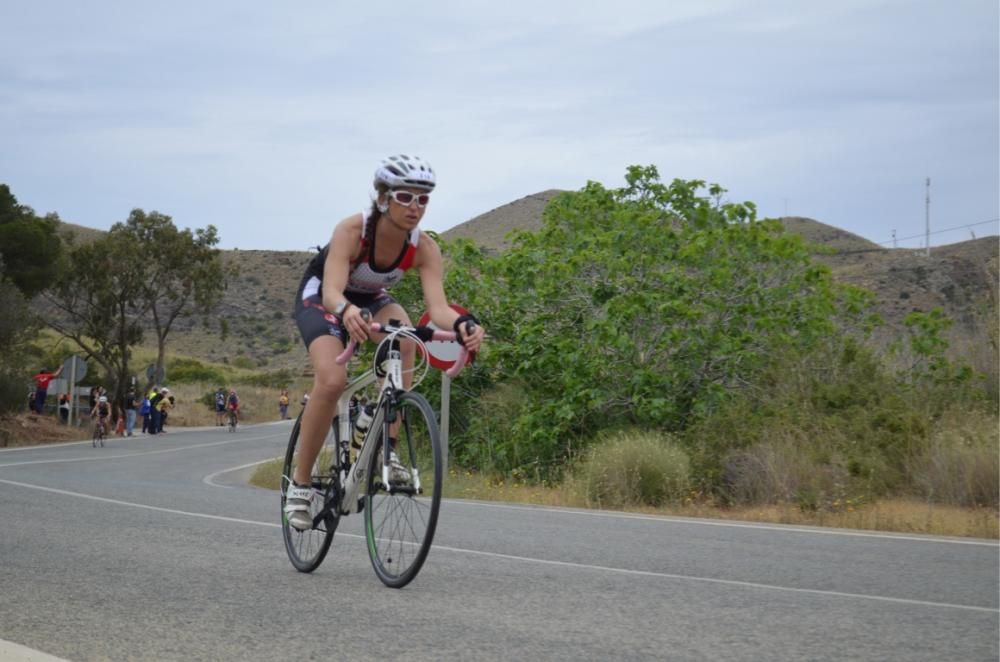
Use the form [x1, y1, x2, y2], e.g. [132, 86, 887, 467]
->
[352, 404, 374, 450]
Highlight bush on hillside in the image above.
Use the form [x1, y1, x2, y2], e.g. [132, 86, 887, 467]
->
[166, 357, 226, 384]
[571, 429, 691, 508]
[238, 368, 295, 389]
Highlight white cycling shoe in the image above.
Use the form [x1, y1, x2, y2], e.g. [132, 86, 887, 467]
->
[284, 482, 314, 531]
[389, 451, 411, 483]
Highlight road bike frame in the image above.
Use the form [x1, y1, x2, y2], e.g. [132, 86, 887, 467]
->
[330, 321, 468, 516]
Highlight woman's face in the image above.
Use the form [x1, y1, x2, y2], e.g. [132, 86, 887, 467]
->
[384, 187, 429, 230]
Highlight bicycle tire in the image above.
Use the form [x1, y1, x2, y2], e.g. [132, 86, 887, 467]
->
[364, 391, 442, 588]
[281, 412, 340, 573]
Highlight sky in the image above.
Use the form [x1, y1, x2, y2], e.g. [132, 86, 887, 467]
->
[1, 1, 997, 252]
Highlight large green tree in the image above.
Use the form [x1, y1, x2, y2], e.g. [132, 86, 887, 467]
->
[44, 232, 146, 414]
[43, 209, 227, 410]
[440, 166, 869, 475]
[116, 209, 227, 391]
[0, 183, 64, 298]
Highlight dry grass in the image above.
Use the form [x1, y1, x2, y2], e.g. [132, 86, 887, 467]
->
[444, 469, 999, 539]
[0, 412, 90, 447]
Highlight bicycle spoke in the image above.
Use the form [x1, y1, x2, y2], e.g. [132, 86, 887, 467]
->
[281, 413, 340, 573]
[365, 392, 442, 588]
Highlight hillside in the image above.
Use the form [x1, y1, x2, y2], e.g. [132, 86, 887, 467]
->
[48, 196, 998, 382]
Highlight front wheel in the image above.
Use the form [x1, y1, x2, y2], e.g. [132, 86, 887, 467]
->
[365, 391, 443, 588]
[281, 412, 340, 573]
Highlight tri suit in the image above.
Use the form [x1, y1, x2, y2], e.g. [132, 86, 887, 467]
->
[295, 208, 419, 348]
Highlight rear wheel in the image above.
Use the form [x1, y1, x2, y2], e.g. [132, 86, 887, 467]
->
[364, 391, 442, 588]
[281, 412, 340, 573]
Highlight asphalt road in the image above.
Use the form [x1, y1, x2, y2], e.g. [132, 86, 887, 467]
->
[1, 424, 997, 661]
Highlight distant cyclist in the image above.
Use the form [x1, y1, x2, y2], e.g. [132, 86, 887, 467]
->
[227, 389, 240, 426]
[90, 395, 111, 438]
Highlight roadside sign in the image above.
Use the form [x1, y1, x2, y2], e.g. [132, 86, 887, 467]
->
[417, 304, 471, 371]
[61, 355, 87, 383]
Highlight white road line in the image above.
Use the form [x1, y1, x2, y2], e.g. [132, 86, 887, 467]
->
[203, 458, 282, 488]
[0, 638, 71, 662]
[444, 499, 1000, 547]
[0, 421, 292, 453]
[428, 542, 1000, 614]
[4, 436, 995, 548]
[0, 433, 282, 469]
[0, 477, 277, 527]
[1, 477, 996, 614]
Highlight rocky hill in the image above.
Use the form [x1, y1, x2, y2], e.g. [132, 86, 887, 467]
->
[54, 196, 999, 383]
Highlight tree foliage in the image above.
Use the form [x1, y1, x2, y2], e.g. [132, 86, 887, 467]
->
[114, 209, 229, 390]
[0, 183, 64, 298]
[42, 209, 227, 411]
[0, 255, 38, 413]
[440, 166, 870, 476]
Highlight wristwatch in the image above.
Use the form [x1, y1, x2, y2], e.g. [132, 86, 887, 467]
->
[332, 301, 350, 320]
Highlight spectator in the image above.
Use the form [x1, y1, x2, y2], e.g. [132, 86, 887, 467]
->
[214, 387, 227, 426]
[278, 390, 290, 420]
[123, 388, 138, 437]
[148, 387, 165, 436]
[139, 392, 152, 434]
[31, 364, 64, 414]
[158, 391, 173, 433]
[58, 393, 70, 424]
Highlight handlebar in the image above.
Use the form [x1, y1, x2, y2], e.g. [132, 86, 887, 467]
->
[335, 321, 474, 379]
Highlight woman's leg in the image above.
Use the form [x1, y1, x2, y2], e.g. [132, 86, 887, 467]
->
[292, 334, 348, 486]
[370, 303, 416, 443]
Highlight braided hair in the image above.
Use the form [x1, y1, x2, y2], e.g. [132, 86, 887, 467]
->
[360, 183, 388, 263]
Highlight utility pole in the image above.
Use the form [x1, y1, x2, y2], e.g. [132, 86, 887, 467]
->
[892, 229, 897, 248]
[924, 177, 931, 257]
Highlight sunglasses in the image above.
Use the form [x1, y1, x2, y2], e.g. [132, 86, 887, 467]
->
[389, 190, 431, 208]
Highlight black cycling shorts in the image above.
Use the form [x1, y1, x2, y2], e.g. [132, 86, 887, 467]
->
[295, 290, 397, 349]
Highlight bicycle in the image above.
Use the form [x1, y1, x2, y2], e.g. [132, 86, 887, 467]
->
[281, 318, 471, 588]
[228, 409, 238, 432]
[92, 419, 107, 448]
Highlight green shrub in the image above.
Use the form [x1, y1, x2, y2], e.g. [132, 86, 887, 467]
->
[231, 356, 255, 370]
[166, 357, 226, 384]
[238, 368, 294, 389]
[0, 369, 27, 414]
[571, 429, 691, 508]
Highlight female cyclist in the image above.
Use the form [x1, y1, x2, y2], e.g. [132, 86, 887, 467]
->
[286, 154, 485, 530]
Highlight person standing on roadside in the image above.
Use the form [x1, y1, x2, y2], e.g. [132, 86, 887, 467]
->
[139, 391, 152, 433]
[58, 393, 70, 424]
[158, 391, 173, 433]
[148, 387, 164, 436]
[123, 388, 138, 437]
[214, 387, 227, 426]
[31, 364, 63, 414]
[278, 390, 290, 420]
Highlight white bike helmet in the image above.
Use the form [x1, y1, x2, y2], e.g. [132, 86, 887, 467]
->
[98, 396, 108, 403]
[374, 154, 436, 191]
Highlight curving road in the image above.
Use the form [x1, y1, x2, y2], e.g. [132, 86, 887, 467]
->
[0, 424, 997, 661]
